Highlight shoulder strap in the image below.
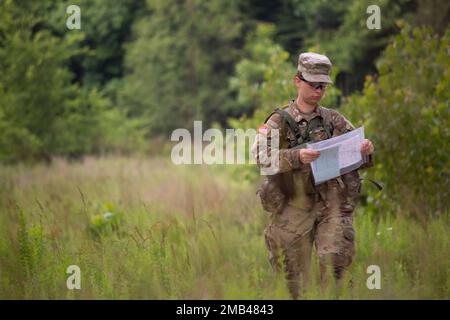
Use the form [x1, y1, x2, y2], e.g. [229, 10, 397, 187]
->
[275, 108, 302, 141]
[360, 178, 383, 190]
[264, 108, 302, 147]
[265, 106, 334, 147]
[264, 108, 301, 138]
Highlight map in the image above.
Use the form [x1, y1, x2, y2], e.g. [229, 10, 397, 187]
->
[306, 127, 365, 185]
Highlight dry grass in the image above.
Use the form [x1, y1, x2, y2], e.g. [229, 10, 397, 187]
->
[0, 156, 448, 299]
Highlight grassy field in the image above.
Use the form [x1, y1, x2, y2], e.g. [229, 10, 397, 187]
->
[0, 157, 448, 299]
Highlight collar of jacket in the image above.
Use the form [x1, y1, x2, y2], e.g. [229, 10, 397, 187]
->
[287, 99, 325, 123]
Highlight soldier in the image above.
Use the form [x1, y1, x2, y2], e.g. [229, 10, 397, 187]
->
[252, 52, 375, 299]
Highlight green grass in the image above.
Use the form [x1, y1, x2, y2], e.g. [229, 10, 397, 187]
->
[0, 156, 448, 299]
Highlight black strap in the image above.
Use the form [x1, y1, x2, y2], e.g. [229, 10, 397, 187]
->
[360, 178, 383, 191]
[276, 109, 303, 144]
[265, 108, 299, 148]
[265, 106, 333, 148]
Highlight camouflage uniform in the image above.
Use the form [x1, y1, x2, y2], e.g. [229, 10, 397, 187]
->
[253, 101, 371, 297]
[253, 100, 373, 299]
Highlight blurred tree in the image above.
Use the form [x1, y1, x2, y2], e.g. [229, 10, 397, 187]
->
[47, 0, 145, 104]
[120, 0, 247, 136]
[0, 0, 81, 161]
[306, 0, 417, 95]
[47, 0, 145, 85]
[241, 0, 447, 97]
[228, 23, 298, 130]
[240, 0, 320, 55]
[0, 0, 145, 162]
[228, 23, 341, 130]
[341, 25, 450, 217]
[414, 0, 450, 35]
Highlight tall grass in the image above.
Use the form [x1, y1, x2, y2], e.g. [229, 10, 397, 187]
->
[0, 157, 448, 299]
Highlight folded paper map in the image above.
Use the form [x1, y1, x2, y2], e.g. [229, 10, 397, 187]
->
[306, 127, 365, 185]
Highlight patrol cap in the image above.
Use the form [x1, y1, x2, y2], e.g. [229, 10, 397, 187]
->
[297, 52, 333, 84]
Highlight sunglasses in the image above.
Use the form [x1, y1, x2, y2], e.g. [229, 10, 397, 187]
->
[299, 75, 329, 91]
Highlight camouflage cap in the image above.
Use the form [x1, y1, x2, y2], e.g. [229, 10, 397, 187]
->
[297, 52, 333, 84]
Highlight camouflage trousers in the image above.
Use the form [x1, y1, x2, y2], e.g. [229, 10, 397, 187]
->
[264, 185, 355, 299]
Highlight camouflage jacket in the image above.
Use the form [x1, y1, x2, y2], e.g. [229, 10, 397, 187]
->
[252, 99, 373, 212]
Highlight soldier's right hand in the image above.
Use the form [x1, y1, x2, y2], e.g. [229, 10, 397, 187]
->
[299, 149, 320, 164]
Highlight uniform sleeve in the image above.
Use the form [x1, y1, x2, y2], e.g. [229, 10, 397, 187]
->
[330, 110, 374, 169]
[251, 113, 303, 174]
[330, 109, 355, 135]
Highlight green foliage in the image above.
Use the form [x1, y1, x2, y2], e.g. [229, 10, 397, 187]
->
[413, 0, 450, 36]
[89, 203, 124, 237]
[228, 23, 341, 131]
[0, 1, 80, 161]
[1, 0, 447, 164]
[0, 0, 147, 162]
[341, 25, 450, 216]
[18, 211, 47, 277]
[47, 0, 145, 88]
[228, 23, 296, 127]
[120, 0, 246, 136]
[0, 117, 42, 163]
[245, 0, 422, 94]
[307, 0, 414, 72]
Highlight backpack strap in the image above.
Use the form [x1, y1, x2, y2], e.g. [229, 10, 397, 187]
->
[360, 178, 383, 190]
[264, 108, 302, 148]
[265, 106, 334, 148]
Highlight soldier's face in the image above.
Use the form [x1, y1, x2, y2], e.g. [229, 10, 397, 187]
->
[294, 75, 326, 105]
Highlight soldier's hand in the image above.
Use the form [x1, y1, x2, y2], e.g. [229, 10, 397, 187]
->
[360, 139, 374, 156]
[299, 149, 320, 164]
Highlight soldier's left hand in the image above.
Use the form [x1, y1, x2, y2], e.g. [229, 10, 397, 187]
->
[360, 139, 374, 156]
